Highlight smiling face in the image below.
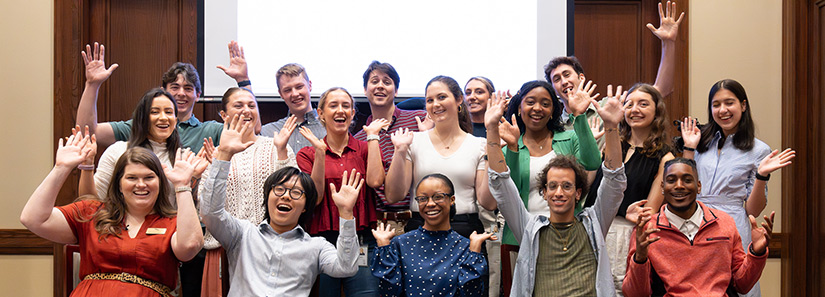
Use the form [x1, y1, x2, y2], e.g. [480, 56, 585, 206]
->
[221, 90, 261, 134]
[365, 70, 397, 108]
[318, 89, 354, 135]
[711, 89, 746, 137]
[543, 167, 581, 222]
[278, 74, 313, 115]
[425, 81, 460, 125]
[624, 90, 656, 129]
[147, 96, 177, 143]
[165, 74, 199, 119]
[464, 79, 491, 116]
[120, 162, 161, 214]
[662, 162, 701, 219]
[416, 177, 455, 231]
[519, 87, 555, 132]
[548, 64, 584, 103]
[267, 175, 307, 233]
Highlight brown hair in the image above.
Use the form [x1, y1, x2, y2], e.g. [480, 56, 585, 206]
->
[220, 87, 255, 112]
[276, 63, 310, 90]
[620, 83, 673, 157]
[426, 75, 473, 134]
[81, 147, 176, 241]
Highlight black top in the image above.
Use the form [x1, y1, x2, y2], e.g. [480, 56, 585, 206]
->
[585, 142, 669, 217]
[471, 122, 487, 138]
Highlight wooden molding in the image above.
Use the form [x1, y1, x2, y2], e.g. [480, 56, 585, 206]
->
[0, 229, 53, 255]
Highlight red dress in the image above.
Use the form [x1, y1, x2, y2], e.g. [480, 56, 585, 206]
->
[59, 200, 179, 296]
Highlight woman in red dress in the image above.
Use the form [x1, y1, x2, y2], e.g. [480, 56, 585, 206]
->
[20, 132, 204, 296]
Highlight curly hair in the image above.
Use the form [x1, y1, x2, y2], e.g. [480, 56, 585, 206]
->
[537, 155, 589, 196]
[620, 83, 673, 157]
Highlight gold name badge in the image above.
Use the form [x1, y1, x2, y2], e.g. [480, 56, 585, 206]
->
[146, 228, 167, 235]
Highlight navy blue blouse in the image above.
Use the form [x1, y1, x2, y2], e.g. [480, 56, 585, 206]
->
[371, 227, 487, 297]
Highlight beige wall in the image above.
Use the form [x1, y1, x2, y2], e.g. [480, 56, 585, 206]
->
[0, 0, 55, 295]
[690, 0, 782, 296]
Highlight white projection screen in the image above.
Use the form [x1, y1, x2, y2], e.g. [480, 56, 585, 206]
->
[202, 0, 572, 99]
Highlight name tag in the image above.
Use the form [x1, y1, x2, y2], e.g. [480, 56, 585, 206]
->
[146, 228, 167, 235]
[357, 244, 369, 267]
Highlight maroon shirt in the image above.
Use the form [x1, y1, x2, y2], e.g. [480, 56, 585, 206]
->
[354, 107, 427, 212]
[297, 134, 377, 234]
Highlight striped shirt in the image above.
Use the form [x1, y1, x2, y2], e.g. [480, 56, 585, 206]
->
[354, 107, 427, 212]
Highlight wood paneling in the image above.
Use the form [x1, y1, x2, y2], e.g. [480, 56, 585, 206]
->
[574, 0, 689, 133]
[782, 0, 824, 296]
[0, 229, 53, 255]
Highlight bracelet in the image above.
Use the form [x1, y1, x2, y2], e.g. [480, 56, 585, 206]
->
[237, 80, 251, 87]
[755, 173, 770, 181]
[682, 146, 696, 152]
[366, 134, 380, 142]
[77, 164, 95, 171]
[175, 186, 192, 193]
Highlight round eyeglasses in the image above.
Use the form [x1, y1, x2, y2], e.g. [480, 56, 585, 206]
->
[414, 193, 450, 204]
[272, 186, 305, 200]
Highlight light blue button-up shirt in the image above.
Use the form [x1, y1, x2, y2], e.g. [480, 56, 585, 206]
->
[200, 160, 359, 296]
[261, 109, 327, 154]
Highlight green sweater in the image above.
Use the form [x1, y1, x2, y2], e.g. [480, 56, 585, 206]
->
[501, 114, 601, 246]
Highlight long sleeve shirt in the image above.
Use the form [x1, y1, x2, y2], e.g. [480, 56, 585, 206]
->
[622, 201, 768, 297]
[488, 163, 626, 297]
[200, 160, 359, 296]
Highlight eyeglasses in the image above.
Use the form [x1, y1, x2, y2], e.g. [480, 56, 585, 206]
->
[272, 186, 305, 200]
[414, 193, 451, 204]
[545, 182, 576, 193]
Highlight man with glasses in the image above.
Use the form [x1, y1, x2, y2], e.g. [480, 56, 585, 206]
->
[485, 88, 627, 296]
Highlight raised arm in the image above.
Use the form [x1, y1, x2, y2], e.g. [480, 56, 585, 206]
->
[20, 133, 93, 244]
[217, 40, 251, 90]
[363, 118, 390, 188]
[272, 115, 297, 162]
[299, 127, 328, 205]
[74, 125, 98, 197]
[679, 117, 700, 159]
[746, 148, 795, 217]
[166, 148, 205, 261]
[589, 85, 628, 232]
[319, 170, 362, 277]
[77, 42, 119, 148]
[648, 0, 685, 98]
[384, 128, 414, 204]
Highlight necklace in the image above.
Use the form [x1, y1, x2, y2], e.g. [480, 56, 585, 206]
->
[549, 222, 575, 251]
[525, 132, 552, 151]
[433, 130, 457, 150]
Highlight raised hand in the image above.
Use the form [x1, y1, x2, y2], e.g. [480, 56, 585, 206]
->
[164, 148, 201, 188]
[625, 199, 650, 224]
[484, 91, 509, 128]
[499, 114, 521, 148]
[201, 137, 215, 163]
[363, 118, 390, 136]
[415, 115, 434, 132]
[633, 207, 660, 263]
[592, 84, 625, 127]
[680, 117, 701, 149]
[757, 148, 796, 176]
[372, 222, 397, 247]
[647, 1, 685, 42]
[750, 211, 774, 255]
[274, 115, 297, 150]
[299, 126, 327, 152]
[216, 40, 249, 82]
[330, 170, 365, 220]
[390, 128, 414, 151]
[469, 231, 498, 253]
[568, 80, 600, 117]
[81, 42, 119, 85]
[192, 145, 212, 179]
[72, 125, 97, 166]
[589, 116, 604, 140]
[55, 132, 93, 170]
[216, 114, 255, 160]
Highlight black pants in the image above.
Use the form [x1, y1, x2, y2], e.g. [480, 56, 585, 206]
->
[179, 248, 206, 296]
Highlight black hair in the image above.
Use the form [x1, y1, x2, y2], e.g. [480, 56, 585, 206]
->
[127, 88, 181, 165]
[697, 79, 755, 153]
[505, 80, 564, 134]
[415, 173, 457, 219]
[362, 61, 400, 90]
[664, 157, 698, 176]
[262, 167, 318, 228]
[544, 56, 585, 81]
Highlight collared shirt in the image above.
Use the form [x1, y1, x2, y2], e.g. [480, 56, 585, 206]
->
[200, 160, 359, 297]
[110, 115, 223, 153]
[353, 107, 426, 212]
[296, 134, 378, 234]
[489, 163, 627, 297]
[664, 204, 704, 241]
[261, 109, 327, 153]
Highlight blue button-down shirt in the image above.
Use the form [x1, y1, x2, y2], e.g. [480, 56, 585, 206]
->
[200, 160, 359, 296]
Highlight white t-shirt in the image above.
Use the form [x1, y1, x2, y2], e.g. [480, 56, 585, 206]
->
[406, 131, 487, 215]
[527, 151, 557, 216]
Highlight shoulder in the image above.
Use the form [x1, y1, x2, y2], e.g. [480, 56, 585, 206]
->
[59, 199, 103, 219]
[552, 129, 576, 142]
[752, 138, 771, 154]
[102, 141, 128, 156]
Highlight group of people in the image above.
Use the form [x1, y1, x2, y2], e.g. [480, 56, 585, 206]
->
[20, 1, 796, 296]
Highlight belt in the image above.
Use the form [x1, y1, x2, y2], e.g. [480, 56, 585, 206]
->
[378, 210, 412, 221]
[84, 272, 172, 297]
